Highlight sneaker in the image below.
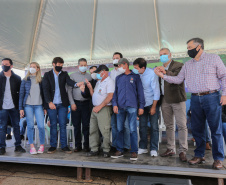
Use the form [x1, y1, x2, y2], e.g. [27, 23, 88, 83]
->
[30, 147, 37, 155]
[111, 151, 124, 159]
[62, 146, 72, 154]
[47, 147, 57, 154]
[38, 145, 44, 154]
[0, 148, 6, 155]
[6, 134, 12, 140]
[15, 145, 26, 153]
[138, 148, 148, 155]
[150, 150, 158, 157]
[130, 152, 138, 161]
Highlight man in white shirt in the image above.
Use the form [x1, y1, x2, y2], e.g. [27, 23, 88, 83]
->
[85, 65, 115, 158]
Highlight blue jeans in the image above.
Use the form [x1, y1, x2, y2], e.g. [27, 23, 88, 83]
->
[24, 105, 45, 145]
[116, 107, 138, 153]
[111, 113, 130, 149]
[0, 108, 21, 148]
[205, 121, 211, 143]
[223, 122, 226, 144]
[20, 117, 27, 136]
[47, 104, 68, 149]
[139, 105, 159, 151]
[191, 92, 224, 161]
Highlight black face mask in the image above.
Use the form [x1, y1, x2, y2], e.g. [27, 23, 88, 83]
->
[113, 64, 118, 67]
[2, 65, 11, 72]
[55, 66, 62, 72]
[187, 45, 200, 58]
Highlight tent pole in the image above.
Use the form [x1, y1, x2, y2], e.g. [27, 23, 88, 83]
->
[90, 0, 97, 61]
[29, 0, 44, 64]
[154, 0, 161, 50]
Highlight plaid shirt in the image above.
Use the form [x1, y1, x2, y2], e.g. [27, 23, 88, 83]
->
[163, 52, 226, 95]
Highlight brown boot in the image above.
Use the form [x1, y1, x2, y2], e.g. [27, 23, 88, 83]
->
[188, 157, 205, 165]
[212, 160, 223, 170]
[206, 142, 211, 150]
[160, 149, 175, 157]
[179, 152, 187, 162]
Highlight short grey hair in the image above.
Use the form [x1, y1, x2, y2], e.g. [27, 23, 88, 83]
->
[186, 38, 204, 49]
[78, 58, 87, 65]
[160, 48, 171, 53]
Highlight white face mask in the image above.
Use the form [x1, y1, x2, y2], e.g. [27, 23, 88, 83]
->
[118, 67, 126, 73]
[113, 59, 119, 64]
[79, 66, 87, 73]
[29, 68, 36, 74]
[91, 73, 97, 80]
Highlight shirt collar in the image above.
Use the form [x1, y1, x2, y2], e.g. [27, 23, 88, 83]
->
[53, 69, 61, 76]
[163, 59, 172, 70]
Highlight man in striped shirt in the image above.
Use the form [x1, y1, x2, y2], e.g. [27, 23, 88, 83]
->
[155, 38, 226, 170]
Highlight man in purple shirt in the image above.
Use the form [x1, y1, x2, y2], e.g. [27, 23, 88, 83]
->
[155, 38, 226, 170]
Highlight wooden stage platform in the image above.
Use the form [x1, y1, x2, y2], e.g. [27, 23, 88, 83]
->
[0, 140, 226, 184]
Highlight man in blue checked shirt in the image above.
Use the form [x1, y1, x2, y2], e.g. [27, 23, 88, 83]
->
[111, 58, 145, 161]
[133, 58, 160, 157]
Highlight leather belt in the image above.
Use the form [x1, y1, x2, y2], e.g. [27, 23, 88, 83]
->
[192, 90, 218, 96]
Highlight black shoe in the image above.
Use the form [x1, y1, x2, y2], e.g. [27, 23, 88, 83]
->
[20, 135, 24, 140]
[0, 148, 6, 155]
[86, 151, 99, 157]
[47, 147, 57, 154]
[103, 152, 110, 158]
[83, 147, 90, 152]
[62, 146, 72, 154]
[110, 146, 117, 153]
[6, 134, 12, 140]
[74, 147, 82, 152]
[14, 145, 26, 153]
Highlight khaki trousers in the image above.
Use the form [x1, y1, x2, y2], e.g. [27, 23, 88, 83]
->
[161, 97, 188, 153]
[89, 106, 112, 153]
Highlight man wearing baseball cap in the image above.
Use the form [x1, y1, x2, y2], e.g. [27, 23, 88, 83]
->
[111, 58, 145, 161]
[85, 65, 115, 158]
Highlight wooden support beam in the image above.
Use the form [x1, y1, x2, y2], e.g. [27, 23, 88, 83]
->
[218, 178, 224, 185]
[77, 167, 82, 181]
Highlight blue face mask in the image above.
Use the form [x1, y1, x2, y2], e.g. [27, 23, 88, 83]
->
[160, 55, 170, 63]
[96, 73, 102, 80]
[79, 66, 87, 73]
[132, 68, 139, 74]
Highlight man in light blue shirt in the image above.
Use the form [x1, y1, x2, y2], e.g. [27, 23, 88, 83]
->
[133, 58, 160, 157]
[53, 70, 62, 104]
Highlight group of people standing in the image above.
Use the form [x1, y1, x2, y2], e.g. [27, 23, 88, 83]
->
[0, 37, 225, 170]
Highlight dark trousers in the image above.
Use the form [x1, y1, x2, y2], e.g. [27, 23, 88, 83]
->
[72, 100, 91, 149]
[0, 108, 21, 148]
[191, 91, 224, 161]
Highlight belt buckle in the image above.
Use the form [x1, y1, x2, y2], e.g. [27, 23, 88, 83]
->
[197, 92, 202, 96]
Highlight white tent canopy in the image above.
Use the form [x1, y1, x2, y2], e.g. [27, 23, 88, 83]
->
[1, 0, 226, 69]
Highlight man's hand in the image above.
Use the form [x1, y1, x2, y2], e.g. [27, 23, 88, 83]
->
[156, 66, 166, 74]
[80, 84, 85, 92]
[220, 95, 226, 105]
[150, 106, 156, 115]
[20, 110, 24, 118]
[85, 79, 92, 90]
[93, 105, 102, 113]
[49, 102, 56, 110]
[154, 68, 164, 78]
[138, 109, 144, 116]
[44, 109, 47, 115]
[113, 106, 118, 114]
[71, 104, 77, 111]
[76, 82, 84, 87]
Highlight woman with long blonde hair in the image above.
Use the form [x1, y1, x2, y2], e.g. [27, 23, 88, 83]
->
[19, 62, 46, 154]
